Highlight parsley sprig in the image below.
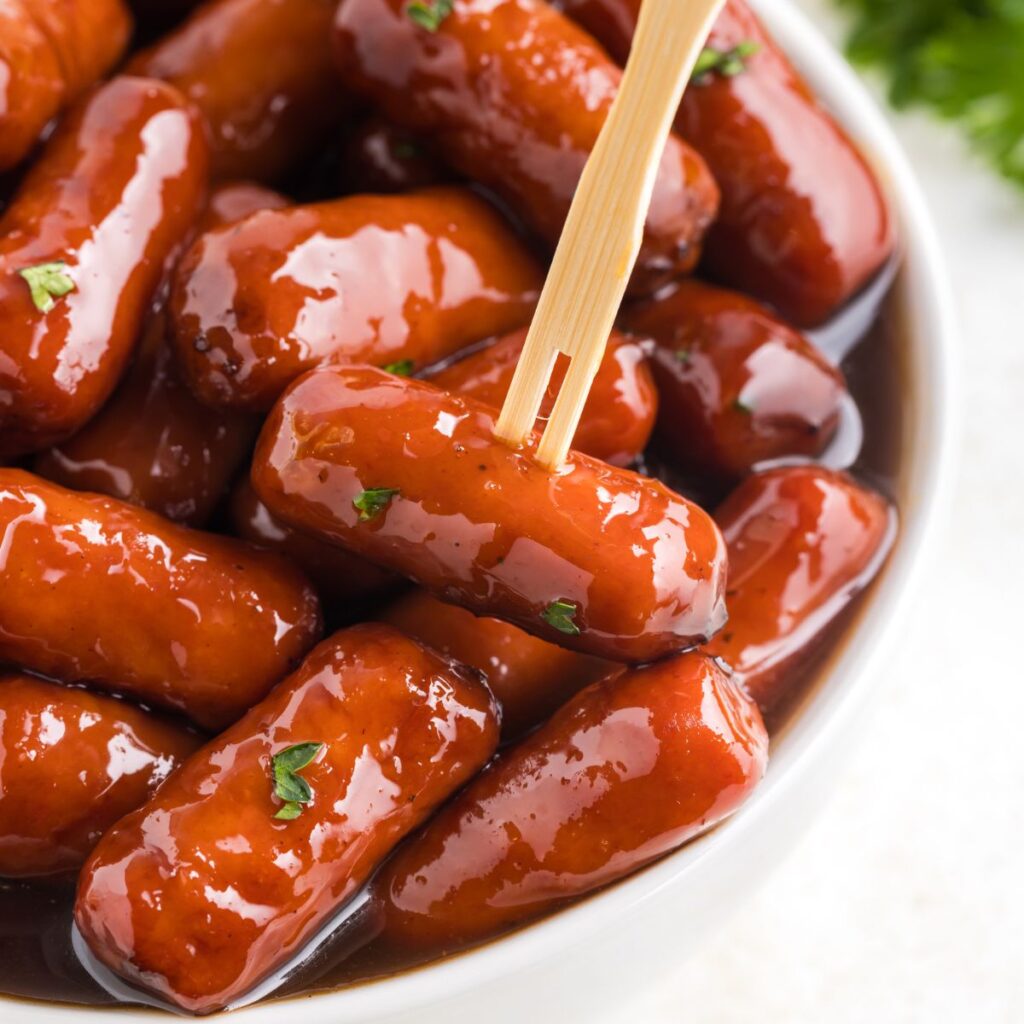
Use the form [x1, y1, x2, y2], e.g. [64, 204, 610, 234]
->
[18, 261, 76, 312]
[692, 41, 760, 82]
[353, 487, 399, 521]
[270, 742, 324, 820]
[407, 0, 454, 32]
[542, 599, 581, 636]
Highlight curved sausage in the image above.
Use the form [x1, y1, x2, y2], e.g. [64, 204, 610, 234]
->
[558, 0, 894, 325]
[332, 0, 719, 295]
[75, 623, 500, 1014]
[128, 0, 346, 182]
[426, 328, 658, 467]
[706, 465, 895, 718]
[0, 469, 322, 729]
[622, 280, 845, 482]
[0, 77, 208, 459]
[252, 365, 728, 663]
[374, 651, 767, 950]
[0, 0, 132, 171]
[170, 187, 543, 411]
[339, 116, 448, 195]
[0, 673, 200, 879]
[229, 478, 399, 607]
[34, 183, 289, 525]
[382, 589, 614, 741]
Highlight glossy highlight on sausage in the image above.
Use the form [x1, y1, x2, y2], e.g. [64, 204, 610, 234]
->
[0, 0, 132, 170]
[707, 465, 896, 717]
[0, 469, 322, 729]
[427, 328, 658, 467]
[0, 673, 199, 879]
[332, 0, 719, 294]
[170, 187, 543, 410]
[623, 280, 846, 482]
[253, 365, 728, 663]
[375, 651, 767, 950]
[0, 76, 208, 459]
[75, 624, 500, 1014]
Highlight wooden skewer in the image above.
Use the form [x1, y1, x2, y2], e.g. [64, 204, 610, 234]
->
[494, 0, 726, 471]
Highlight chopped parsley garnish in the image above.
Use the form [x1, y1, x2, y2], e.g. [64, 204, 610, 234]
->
[271, 742, 324, 821]
[383, 359, 414, 376]
[542, 599, 581, 636]
[692, 41, 759, 82]
[406, 0, 454, 32]
[18, 261, 76, 312]
[675, 348, 693, 365]
[353, 487, 400, 521]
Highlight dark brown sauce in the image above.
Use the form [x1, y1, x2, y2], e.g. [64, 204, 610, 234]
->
[0, 271, 907, 1013]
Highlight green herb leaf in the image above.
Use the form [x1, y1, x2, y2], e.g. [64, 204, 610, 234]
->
[383, 359, 414, 376]
[542, 599, 581, 636]
[353, 487, 399, 521]
[273, 741, 323, 774]
[406, 0, 454, 32]
[732, 397, 754, 415]
[675, 348, 692, 365]
[270, 741, 324, 821]
[692, 41, 759, 82]
[274, 802, 303, 821]
[18, 261, 76, 313]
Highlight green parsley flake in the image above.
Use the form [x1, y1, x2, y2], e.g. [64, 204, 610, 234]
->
[692, 41, 760, 82]
[406, 0, 454, 32]
[271, 742, 324, 821]
[383, 359, 414, 376]
[18, 261, 76, 313]
[353, 487, 400, 521]
[542, 599, 581, 636]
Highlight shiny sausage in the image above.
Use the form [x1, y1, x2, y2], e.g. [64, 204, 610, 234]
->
[339, 116, 448, 195]
[75, 623, 500, 1014]
[0, 77, 208, 459]
[0, 0, 132, 170]
[558, 0, 894, 325]
[382, 589, 614, 740]
[0, 672, 199, 879]
[170, 187, 543, 411]
[426, 328, 658, 467]
[252, 365, 728, 662]
[33, 183, 290, 525]
[622, 280, 846, 482]
[332, 0, 719, 295]
[374, 651, 767, 950]
[128, 0, 346, 182]
[706, 465, 895, 719]
[229, 478, 399, 607]
[0, 469, 322, 729]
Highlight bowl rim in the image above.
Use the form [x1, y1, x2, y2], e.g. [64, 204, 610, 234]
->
[3, 1, 958, 1020]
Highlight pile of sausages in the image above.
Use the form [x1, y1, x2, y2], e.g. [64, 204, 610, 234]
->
[0, 0, 896, 1014]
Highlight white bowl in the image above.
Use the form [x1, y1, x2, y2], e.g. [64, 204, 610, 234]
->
[6, 2, 955, 1021]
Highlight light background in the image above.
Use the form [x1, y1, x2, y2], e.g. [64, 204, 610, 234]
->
[636, 1, 1024, 1020]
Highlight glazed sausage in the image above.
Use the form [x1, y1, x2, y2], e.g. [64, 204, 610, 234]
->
[0, 469, 322, 729]
[34, 183, 289, 525]
[339, 116, 448, 195]
[0, 0, 132, 171]
[253, 366, 728, 662]
[170, 187, 543, 411]
[622, 280, 846, 482]
[374, 651, 767, 950]
[230, 478, 399, 608]
[706, 465, 895, 719]
[0, 77, 208, 459]
[75, 624, 500, 1014]
[128, 0, 346, 182]
[332, 0, 719, 295]
[426, 328, 658, 467]
[382, 589, 614, 740]
[0, 673, 200, 879]
[558, 0, 894, 325]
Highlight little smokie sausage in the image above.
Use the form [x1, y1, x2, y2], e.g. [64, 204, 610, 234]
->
[622, 280, 846, 483]
[0, 469, 322, 730]
[230, 478, 399, 608]
[253, 366, 728, 663]
[0, 673, 200, 879]
[426, 329, 657, 468]
[34, 183, 289, 526]
[0, 77, 208, 459]
[128, 0, 345, 182]
[382, 589, 614, 740]
[339, 116, 448, 195]
[558, 0, 894, 326]
[332, 0, 719, 295]
[706, 465, 895, 719]
[170, 187, 543, 410]
[0, 0, 132, 171]
[75, 624, 500, 1014]
[374, 651, 767, 950]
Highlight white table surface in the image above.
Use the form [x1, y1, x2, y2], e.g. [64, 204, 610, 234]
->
[632, 3, 1024, 1020]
